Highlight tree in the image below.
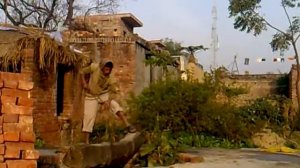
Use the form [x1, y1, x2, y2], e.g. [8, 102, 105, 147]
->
[228, 0, 300, 128]
[180, 45, 208, 63]
[0, 0, 119, 30]
[162, 38, 183, 56]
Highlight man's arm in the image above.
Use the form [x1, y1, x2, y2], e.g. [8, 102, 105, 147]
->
[109, 77, 119, 94]
[80, 65, 93, 89]
[108, 77, 121, 100]
[81, 74, 88, 89]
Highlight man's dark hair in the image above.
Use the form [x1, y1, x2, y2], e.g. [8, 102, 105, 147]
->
[104, 62, 114, 69]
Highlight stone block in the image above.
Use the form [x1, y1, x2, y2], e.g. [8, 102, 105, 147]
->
[0, 117, 3, 126]
[4, 132, 20, 142]
[2, 104, 33, 115]
[0, 163, 6, 168]
[4, 147, 20, 159]
[1, 89, 29, 98]
[1, 96, 17, 105]
[16, 98, 33, 107]
[18, 81, 34, 91]
[3, 114, 19, 123]
[3, 123, 33, 133]
[0, 135, 3, 144]
[5, 142, 34, 151]
[20, 132, 35, 143]
[0, 155, 4, 162]
[22, 150, 39, 160]
[3, 123, 19, 132]
[0, 80, 3, 88]
[178, 153, 204, 163]
[0, 73, 20, 81]
[3, 81, 18, 89]
[6, 160, 37, 168]
[19, 116, 33, 125]
[0, 144, 5, 155]
[64, 132, 144, 168]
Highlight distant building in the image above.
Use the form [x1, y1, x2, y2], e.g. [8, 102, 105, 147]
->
[67, 13, 156, 96]
[71, 13, 143, 37]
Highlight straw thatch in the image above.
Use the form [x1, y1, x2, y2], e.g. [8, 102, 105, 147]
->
[0, 26, 88, 72]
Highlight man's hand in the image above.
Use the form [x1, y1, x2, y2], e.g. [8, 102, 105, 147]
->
[102, 99, 111, 111]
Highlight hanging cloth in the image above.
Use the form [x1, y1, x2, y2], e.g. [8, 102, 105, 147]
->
[288, 56, 296, 60]
[273, 58, 281, 62]
[244, 58, 250, 65]
[257, 58, 266, 63]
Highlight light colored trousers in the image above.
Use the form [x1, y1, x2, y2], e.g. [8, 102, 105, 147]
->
[82, 93, 123, 133]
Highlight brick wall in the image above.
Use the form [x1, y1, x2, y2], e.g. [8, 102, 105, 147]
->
[223, 74, 285, 106]
[0, 72, 39, 168]
[289, 65, 299, 110]
[22, 48, 60, 147]
[99, 42, 137, 98]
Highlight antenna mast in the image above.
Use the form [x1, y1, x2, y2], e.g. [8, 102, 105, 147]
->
[229, 55, 239, 75]
[211, 0, 219, 69]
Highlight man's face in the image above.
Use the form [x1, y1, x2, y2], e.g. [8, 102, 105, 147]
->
[102, 66, 112, 76]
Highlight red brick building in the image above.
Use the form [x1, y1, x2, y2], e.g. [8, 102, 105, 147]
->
[0, 13, 168, 148]
[0, 27, 84, 147]
[67, 13, 155, 96]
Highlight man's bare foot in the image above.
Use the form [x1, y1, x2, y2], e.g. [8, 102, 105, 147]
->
[83, 132, 90, 144]
[126, 125, 137, 133]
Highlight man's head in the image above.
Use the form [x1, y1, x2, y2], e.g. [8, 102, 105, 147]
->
[101, 61, 113, 76]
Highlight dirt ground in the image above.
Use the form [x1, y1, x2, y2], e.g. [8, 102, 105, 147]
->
[167, 148, 300, 168]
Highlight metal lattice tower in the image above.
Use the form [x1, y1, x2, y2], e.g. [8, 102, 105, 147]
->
[211, 0, 219, 69]
[229, 55, 239, 74]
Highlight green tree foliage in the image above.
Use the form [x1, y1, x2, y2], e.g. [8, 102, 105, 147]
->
[180, 45, 208, 57]
[228, 0, 300, 129]
[144, 50, 175, 69]
[162, 38, 183, 56]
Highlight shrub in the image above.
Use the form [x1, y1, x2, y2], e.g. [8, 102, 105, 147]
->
[128, 76, 287, 166]
[128, 78, 252, 141]
[128, 78, 255, 166]
[128, 79, 213, 134]
[239, 97, 286, 131]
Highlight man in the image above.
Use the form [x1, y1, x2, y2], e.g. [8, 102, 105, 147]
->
[80, 59, 136, 144]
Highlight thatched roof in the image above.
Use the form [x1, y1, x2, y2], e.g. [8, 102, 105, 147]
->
[0, 26, 88, 72]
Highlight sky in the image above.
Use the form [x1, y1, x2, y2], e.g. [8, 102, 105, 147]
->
[119, 0, 300, 74]
[0, 0, 299, 74]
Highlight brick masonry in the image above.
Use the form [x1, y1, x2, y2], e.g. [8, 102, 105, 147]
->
[223, 74, 285, 106]
[0, 72, 39, 168]
[289, 65, 299, 112]
[22, 48, 61, 147]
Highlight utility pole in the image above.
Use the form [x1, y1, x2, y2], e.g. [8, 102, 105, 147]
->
[211, 0, 219, 69]
[229, 55, 239, 75]
[4, 0, 7, 24]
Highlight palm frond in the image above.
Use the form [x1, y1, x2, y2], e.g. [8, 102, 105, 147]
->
[0, 27, 88, 73]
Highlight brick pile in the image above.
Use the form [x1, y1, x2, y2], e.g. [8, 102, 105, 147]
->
[0, 72, 39, 168]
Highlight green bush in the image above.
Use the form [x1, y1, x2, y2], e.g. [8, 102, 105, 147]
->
[128, 75, 287, 166]
[128, 79, 213, 134]
[128, 79, 252, 141]
[239, 97, 286, 131]
[128, 78, 256, 166]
